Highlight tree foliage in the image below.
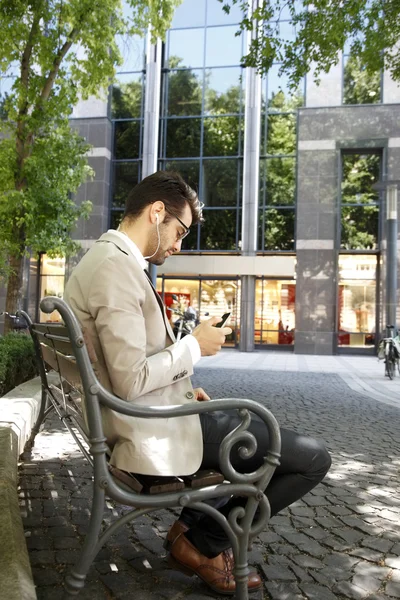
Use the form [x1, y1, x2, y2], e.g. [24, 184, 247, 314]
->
[0, 0, 180, 318]
[219, 0, 400, 84]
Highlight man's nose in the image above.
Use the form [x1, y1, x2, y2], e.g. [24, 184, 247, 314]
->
[172, 239, 182, 253]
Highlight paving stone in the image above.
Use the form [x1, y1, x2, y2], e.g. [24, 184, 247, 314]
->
[260, 564, 297, 581]
[290, 563, 313, 582]
[291, 555, 324, 569]
[31, 568, 63, 586]
[385, 582, 400, 598]
[349, 548, 383, 563]
[386, 556, 400, 569]
[334, 581, 369, 599]
[334, 528, 365, 545]
[264, 581, 304, 600]
[353, 561, 390, 579]
[352, 575, 381, 594]
[299, 583, 338, 599]
[361, 537, 394, 553]
[303, 527, 329, 541]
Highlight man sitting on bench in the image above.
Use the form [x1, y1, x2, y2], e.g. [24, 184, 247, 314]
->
[64, 170, 331, 595]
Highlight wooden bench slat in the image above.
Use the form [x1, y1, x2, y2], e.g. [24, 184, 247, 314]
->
[40, 343, 82, 387]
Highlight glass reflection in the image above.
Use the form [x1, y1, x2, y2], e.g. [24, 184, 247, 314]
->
[338, 255, 377, 347]
[202, 159, 239, 206]
[206, 0, 243, 25]
[171, 0, 206, 27]
[114, 121, 141, 159]
[39, 255, 66, 323]
[168, 29, 205, 68]
[112, 73, 143, 119]
[264, 65, 304, 109]
[260, 158, 296, 206]
[260, 208, 295, 251]
[163, 160, 200, 191]
[110, 211, 123, 230]
[165, 117, 202, 157]
[167, 69, 203, 116]
[200, 279, 240, 345]
[200, 208, 238, 250]
[205, 67, 243, 115]
[113, 162, 140, 209]
[255, 279, 296, 345]
[205, 26, 243, 66]
[203, 116, 241, 156]
[116, 34, 145, 72]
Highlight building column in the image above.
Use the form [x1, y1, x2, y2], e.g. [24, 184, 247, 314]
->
[239, 0, 262, 352]
[142, 33, 162, 285]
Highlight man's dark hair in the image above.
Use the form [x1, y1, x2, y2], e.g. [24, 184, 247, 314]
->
[123, 171, 204, 225]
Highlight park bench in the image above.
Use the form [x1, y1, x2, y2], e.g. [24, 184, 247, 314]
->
[19, 296, 281, 599]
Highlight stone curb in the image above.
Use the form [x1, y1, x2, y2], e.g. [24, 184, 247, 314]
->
[0, 376, 44, 600]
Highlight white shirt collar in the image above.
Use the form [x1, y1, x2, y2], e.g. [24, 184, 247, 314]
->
[108, 229, 147, 270]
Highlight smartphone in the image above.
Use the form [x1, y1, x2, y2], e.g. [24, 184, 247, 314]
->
[215, 312, 231, 328]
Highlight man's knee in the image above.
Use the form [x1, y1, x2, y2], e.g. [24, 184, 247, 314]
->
[313, 440, 332, 477]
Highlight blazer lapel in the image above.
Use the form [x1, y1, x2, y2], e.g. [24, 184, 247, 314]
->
[144, 271, 176, 342]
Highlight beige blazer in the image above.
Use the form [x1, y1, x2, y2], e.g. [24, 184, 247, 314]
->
[64, 231, 203, 476]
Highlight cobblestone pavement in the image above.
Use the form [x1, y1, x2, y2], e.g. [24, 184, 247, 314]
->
[19, 366, 400, 600]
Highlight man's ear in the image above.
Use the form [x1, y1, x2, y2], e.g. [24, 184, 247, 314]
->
[150, 200, 165, 224]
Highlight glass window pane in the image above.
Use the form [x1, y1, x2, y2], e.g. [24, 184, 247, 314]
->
[203, 116, 241, 156]
[181, 225, 199, 251]
[255, 279, 296, 345]
[205, 67, 243, 115]
[116, 34, 145, 72]
[200, 278, 240, 345]
[276, 0, 303, 20]
[171, 0, 206, 27]
[341, 153, 380, 204]
[168, 29, 205, 68]
[338, 256, 377, 346]
[200, 209, 238, 250]
[167, 69, 203, 116]
[41, 255, 66, 277]
[266, 66, 304, 110]
[165, 118, 202, 157]
[114, 121, 141, 159]
[341, 205, 379, 250]
[205, 27, 243, 66]
[273, 20, 297, 43]
[261, 208, 295, 251]
[265, 113, 296, 155]
[163, 160, 200, 191]
[111, 73, 143, 119]
[202, 159, 240, 206]
[260, 158, 296, 206]
[110, 211, 123, 230]
[206, 0, 244, 25]
[112, 162, 140, 209]
[162, 278, 201, 323]
[343, 54, 381, 105]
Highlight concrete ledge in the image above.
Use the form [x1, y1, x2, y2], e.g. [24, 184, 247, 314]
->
[0, 376, 44, 600]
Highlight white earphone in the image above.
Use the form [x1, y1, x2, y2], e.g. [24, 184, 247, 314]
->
[144, 212, 161, 260]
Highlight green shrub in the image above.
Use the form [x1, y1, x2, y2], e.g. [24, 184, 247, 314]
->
[0, 333, 38, 397]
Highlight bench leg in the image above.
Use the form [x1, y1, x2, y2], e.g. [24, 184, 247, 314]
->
[24, 389, 48, 452]
[232, 537, 250, 600]
[64, 485, 105, 597]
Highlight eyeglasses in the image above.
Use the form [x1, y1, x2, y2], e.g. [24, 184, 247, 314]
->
[165, 208, 191, 241]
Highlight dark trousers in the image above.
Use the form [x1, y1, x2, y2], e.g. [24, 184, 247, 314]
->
[180, 409, 331, 558]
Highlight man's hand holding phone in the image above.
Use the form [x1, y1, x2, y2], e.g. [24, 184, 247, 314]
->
[192, 313, 232, 356]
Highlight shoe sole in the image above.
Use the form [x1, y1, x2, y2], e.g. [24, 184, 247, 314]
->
[167, 554, 262, 596]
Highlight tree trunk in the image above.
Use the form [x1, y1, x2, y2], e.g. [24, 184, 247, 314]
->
[4, 252, 25, 334]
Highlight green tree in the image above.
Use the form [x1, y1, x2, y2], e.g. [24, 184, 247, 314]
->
[221, 0, 399, 85]
[0, 0, 180, 329]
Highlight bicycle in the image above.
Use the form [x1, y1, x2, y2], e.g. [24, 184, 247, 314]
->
[378, 325, 400, 380]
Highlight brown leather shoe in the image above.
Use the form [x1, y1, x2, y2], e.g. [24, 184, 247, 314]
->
[169, 533, 262, 595]
[163, 520, 189, 551]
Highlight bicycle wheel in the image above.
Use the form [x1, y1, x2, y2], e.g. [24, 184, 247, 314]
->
[386, 347, 395, 380]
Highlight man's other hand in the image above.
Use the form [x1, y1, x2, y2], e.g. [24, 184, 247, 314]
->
[192, 316, 232, 356]
[193, 387, 210, 401]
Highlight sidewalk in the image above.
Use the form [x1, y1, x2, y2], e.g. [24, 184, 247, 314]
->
[198, 350, 400, 408]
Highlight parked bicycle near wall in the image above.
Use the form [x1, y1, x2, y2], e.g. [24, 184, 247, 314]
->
[378, 325, 400, 380]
